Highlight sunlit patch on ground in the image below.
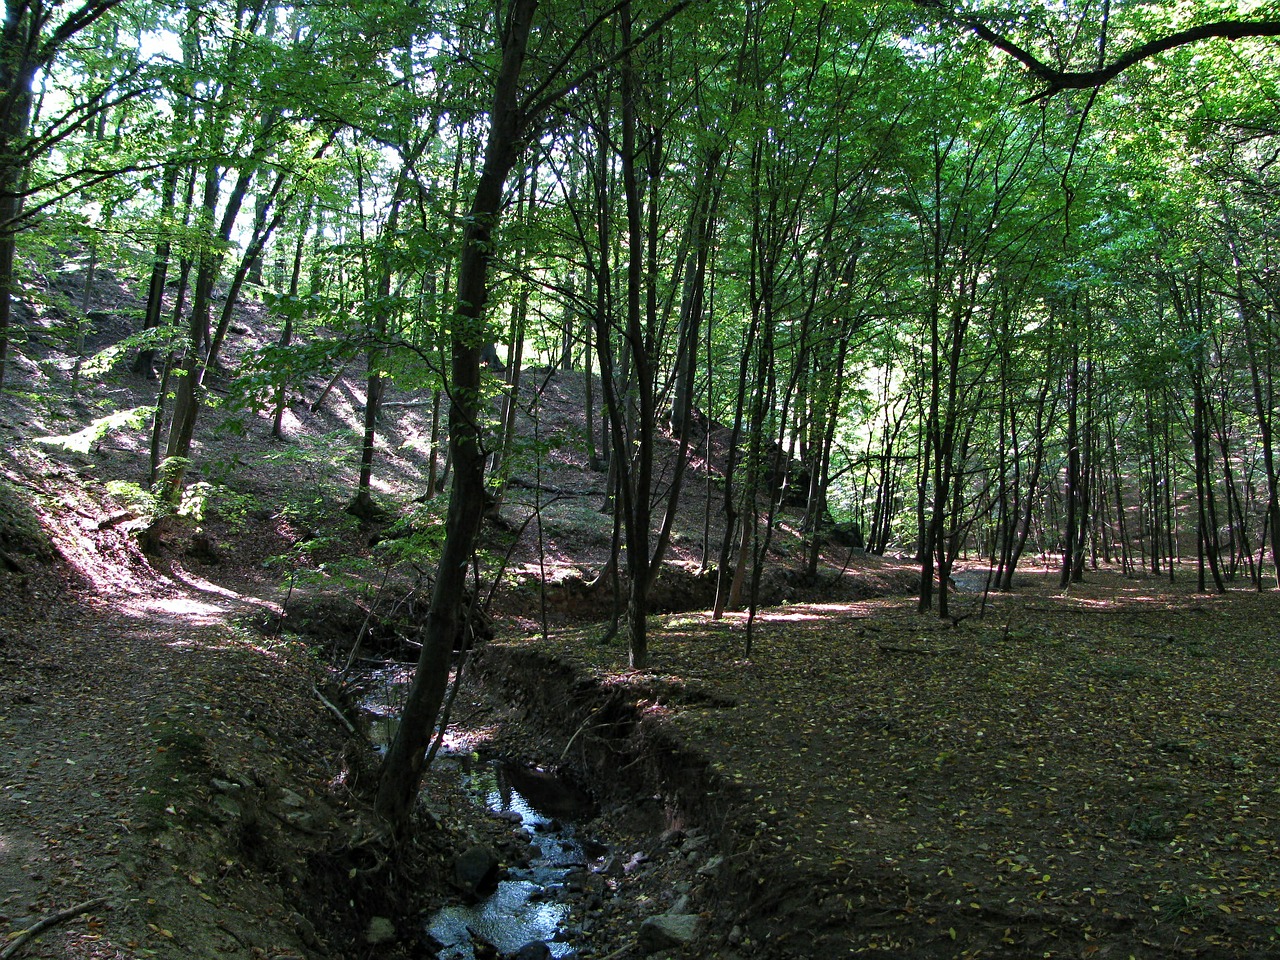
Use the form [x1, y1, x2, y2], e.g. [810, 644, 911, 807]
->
[133, 595, 229, 619]
[721, 600, 871, 623]
[509, 560, 586, 581]
[438, 724, 500, 754]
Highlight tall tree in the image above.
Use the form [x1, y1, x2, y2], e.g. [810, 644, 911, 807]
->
[375, 0, 695, 829]
[0, 0, 135, 387]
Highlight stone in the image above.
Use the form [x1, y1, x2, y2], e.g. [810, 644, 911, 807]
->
[278, 788, 306, 808]
[291, 912, 321, 949]
[594, 854, 624, 878]
[186, 532, 220, 564]
[510, 942, 552, 960]
[659, 826, 686, 848]
[284, 809, 317, 831]
[696, 854, 725, 877]
[638, 914, 701, 953]
[681, 833, 710, 855]
[454, 844, 501, 894]
[365, 916, 395, 945]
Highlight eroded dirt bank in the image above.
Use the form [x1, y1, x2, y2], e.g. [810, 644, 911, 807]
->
[466, 578, 1280, 960]
[463, 641, 757, 957]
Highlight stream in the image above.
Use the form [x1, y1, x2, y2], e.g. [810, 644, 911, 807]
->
[428, 757, 599, 958]
[359, 663, 601, 959]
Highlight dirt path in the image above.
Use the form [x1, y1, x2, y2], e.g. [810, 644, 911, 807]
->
[0, 543, 356, 959]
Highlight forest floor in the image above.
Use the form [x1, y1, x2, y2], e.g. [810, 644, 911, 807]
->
[1, 262, 1279, 958]
[471, 570, 1280, 958]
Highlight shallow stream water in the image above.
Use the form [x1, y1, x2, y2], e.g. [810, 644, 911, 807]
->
[358, 663, 599, 959]
[428, 758, 598, 959]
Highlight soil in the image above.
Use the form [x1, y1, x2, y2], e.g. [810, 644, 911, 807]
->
[466, 573, 1280, 958]
[2, 261, 1278, 959]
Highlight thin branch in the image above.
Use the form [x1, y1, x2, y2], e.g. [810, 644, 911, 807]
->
[0, 897, 108, 960]
[521, 0, 634, 112]
[313, 684, 356, 734]
[43, 0, 131, 64]
[522, 0, 695, 122]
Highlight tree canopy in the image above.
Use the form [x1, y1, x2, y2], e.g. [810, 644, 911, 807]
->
[4, 0, 1280, 827]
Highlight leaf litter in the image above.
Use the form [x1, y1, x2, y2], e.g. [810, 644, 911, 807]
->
[514, 567, 1280, 958]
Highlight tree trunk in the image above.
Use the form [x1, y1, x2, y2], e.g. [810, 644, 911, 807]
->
[374, 0, 537, 833]
[1228, 226, 1280, 586]
[272, 208, 312, 438]
[0, 16, 36, 391]
[1060, 340, 1081, 587]
[617, 3, 653, 668]
[133, 163, 182, 378]
[160, 151, 257, 503]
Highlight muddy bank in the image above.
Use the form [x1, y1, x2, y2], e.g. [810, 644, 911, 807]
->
[468, 642, 775, 957]
[472, 643, 739, 825]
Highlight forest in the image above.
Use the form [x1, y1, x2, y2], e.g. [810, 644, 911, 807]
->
[2, 0, 1280, 957]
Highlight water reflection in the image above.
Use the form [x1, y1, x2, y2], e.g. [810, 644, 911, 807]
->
[427, 761, 596, 959]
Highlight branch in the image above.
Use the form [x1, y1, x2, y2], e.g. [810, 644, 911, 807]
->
[0, 163, 166, 233]
[521, 0, 634, 113]
[1029, 19, 1280, 102]
[522, 0, 695, 121]
[43, 1, 131, 64]
[915, 2, 1280, 102]
[0, 897, 108, 960]
[313, 684, 356, 734]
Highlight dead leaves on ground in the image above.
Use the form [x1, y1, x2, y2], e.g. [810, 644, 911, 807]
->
[518, 569, 1280, 956]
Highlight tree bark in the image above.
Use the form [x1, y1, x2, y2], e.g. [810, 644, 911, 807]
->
[0, 6, 37, 390]
[0, 0, 127, 387]
[374, 0, 538, 832]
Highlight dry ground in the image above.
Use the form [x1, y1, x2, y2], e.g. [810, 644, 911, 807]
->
[480, 568, 1280, 958]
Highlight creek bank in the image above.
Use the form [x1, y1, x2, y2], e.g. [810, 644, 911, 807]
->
[460, 641, 773, 958]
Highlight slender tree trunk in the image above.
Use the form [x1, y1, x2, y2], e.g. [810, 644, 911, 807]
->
[374, 0, 537, 832]
[272, 207, 312, 438]
[1070, 353, 1094, 583]
[647, 165, 719, 590]
[133, 163, 183, 378]
[711, 297, 758, 618]
[0, 24, 36, 391]
[160, 156, 255, 502]
[617, 4, 653, 668]
[1228, 228, 1280, 586]
[1145, 390, 1162, 575]
[490, 171, 532, 496]
[1061, 340, 1081, 587]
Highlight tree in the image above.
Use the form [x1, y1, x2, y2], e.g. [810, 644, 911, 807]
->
[375, 0, 695, 830]
[0, 0, 136, 388]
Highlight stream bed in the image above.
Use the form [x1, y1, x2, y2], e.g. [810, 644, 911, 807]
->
[358, 663, 601, 959]
[427, 757, 599, 959]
